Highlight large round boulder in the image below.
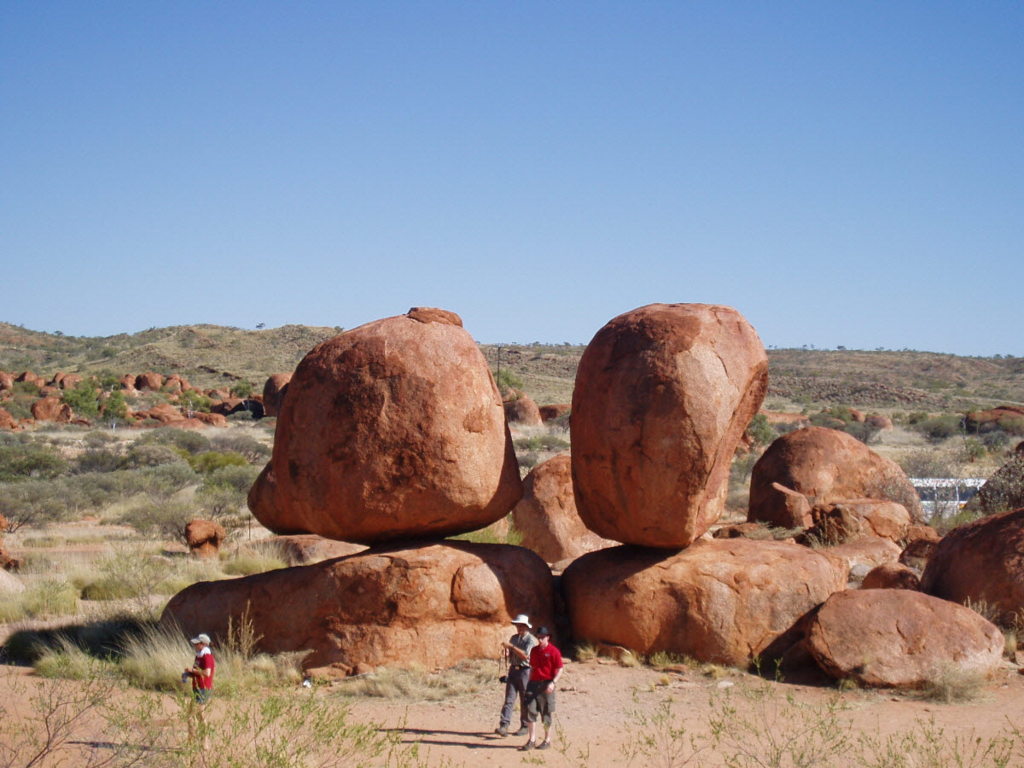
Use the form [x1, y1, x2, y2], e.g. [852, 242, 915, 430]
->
[511, 453, 616, 564]
[806, 590, 1003, 688]
[503, 391, 543, 426]
[748, 427, 922, 527]
[248, 308, 522, 544]
[30, 396, 72, 423]
[921, 507, 1024, 624]
[571, 304, 769, 548]
[160, 541, 554, 676]
[562, 538, 847, 665]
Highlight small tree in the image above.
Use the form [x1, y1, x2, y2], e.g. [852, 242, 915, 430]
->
[62, 380, 101, 419]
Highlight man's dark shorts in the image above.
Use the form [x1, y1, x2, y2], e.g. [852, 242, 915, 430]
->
[526, 680, 555, 725]
[193, 688, 212, 705]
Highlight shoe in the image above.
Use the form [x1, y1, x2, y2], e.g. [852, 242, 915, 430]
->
[495, 725, 508, 737]
[513, 726, 529, 736]
[519, 741, 536, 751]
[538, 742, 551, 750]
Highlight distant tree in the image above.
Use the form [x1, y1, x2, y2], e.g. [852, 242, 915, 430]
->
[62, 380, 101, 418]
[103, 389, 129, 421]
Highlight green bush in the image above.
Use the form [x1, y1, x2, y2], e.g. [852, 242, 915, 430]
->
[210, 433, 271, 463]
[61, 380, 101, 419]
[136, 428, 210, 455]
[179, 389, 212, 414]
[745, 413, 774, 447]
[0, 443, 68, 482]
[188, 450, 249, 474]
[73, 448, 124, 474]
[916, 415, 964, 442]
[997, 415, 1024, 436]
[102, 389, 129, 419]
[21, 579, 80, 618]
[494, 369, 524, 392]
[230, 380, 254, 399]
[122, 442, 186, 468]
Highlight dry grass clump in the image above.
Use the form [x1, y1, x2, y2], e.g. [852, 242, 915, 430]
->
[337, 659, 496, 701]
[918, 663, 990, 704]
[0, 578, 80, 622]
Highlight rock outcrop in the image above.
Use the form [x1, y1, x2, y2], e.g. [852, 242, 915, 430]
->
[562, 538, 846, 665]
[511, 454, 616, 564]
[748, 427, 922, 528]
[161, 541, 554, 676]
[571, 303, 769, 548]
[806, 590, 1003, 688]
[248, 308, 522, 544]
[30, 396, 72, 423]
[862, 562, 921, 590]
[503, 391, 543, 426]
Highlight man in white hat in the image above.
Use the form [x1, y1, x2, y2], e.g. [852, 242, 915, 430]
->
[495, 614, 537, 737]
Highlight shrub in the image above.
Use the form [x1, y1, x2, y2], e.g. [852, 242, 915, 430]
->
[210, 433, 271, 463]
[745, 413, 774, 448]
[494, 369, 524, 392]
[117, 498, 196, 543]
[916, 415, 964, 442]
[179, 389, 212, 414]
[122, 442, 185, 468]
[188, 450, 248, 474]
[61, 379, 101, 418]
[21, 579, 80, 618]
[102, 388, 129, 419]
[136, 427, 210, 455]
[0, 443, 68, 482]
[73, 447, 124, 474]
[230, 380, 254, 399]
[997, 415, 1024, 437]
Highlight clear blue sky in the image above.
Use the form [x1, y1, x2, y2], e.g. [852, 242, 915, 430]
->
[2, 2, 1021, 355]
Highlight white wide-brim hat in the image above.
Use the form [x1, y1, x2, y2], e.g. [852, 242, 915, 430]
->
[191, 633, 211, 645]
[510, 614, 532, 628]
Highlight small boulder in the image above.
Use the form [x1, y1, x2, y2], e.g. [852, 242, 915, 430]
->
[146, 403, 185, 424]
[511, 453, 616, 563]
[503, 392, 543, 426]
[0, 409, 18, 430]
[191, 412, 228, 428]
[185, 520, 227, 559]
[806, 589, 1004, 688]
[0, 372, 13, 390]
[538, 404, 570, 423]
[862, 562, 921, 590]
[823, 537, 901, 574]
[563, 538, 847, 666]
[571, 303, 769, 548]
[262, 373, 292, 418]
[900, 525, 941, 571]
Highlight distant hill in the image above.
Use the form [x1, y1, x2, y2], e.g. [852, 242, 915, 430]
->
[2, 322, 1023, 411]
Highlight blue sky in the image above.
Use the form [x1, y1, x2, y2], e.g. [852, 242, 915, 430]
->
[2, 2, 1021, 355]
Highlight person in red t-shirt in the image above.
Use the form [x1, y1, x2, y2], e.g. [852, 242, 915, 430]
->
[518, 626, 563, 751]
[184, 633, 215, 746]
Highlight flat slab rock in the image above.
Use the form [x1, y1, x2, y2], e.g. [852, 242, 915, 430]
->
[806, 589, 1004, 688]
[160, 541, 555, 676]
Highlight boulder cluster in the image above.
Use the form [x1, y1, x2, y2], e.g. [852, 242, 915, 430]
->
[161, 303, 1014, 689]
[0, 369, 264, 430]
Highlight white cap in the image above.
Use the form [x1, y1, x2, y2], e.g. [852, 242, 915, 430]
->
[190, 633, 211, 645]
[511, 614, 532, 628]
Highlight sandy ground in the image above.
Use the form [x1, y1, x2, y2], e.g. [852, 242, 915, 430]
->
[7, 655, 1024, 767]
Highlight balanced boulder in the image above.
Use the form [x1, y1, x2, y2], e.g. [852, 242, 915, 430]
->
[562, 538, 846, 666]
[571, 304, 769, 548]
[161, 541, 554, 676]
[185, 519, 226, 559]
[749, 427, 922, 528]
[511, 453, 616, 564]
[806, 589, 1003, 688]
[248, 308, 522, 544]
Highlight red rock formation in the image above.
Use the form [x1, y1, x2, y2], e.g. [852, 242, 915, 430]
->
[0, 408, 18, 430]
[262, 373, 292, 418]
[511, 454, 616, 564]
[192, 412, 228, 428]
[160, 541, 554, 676]
[538, 404, 570, 423]
[571, 304, 769, 548]
[899, 525, 941, 571]
[0, 372, 13, 390]
[803, 499, 911, 544]
[186, 520, 226, 559]
[748, 427, 922, 527]
[862, 562, 921, 590]
[146, 403, 185, 424]
[865, 415, 893, 431]
[823, 537, 901, 574]
[563, 538, 846, 665]
[15, 371, 45, 389]
[806, 590, 1003, 688]
[30, 396, 73, 423]
[921, 507, 1024, 624]
[118, 375, 138, 393]
[503, 391, 543, 426]
[135, 372, 164, 391]
[248, 308, 522, 544]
